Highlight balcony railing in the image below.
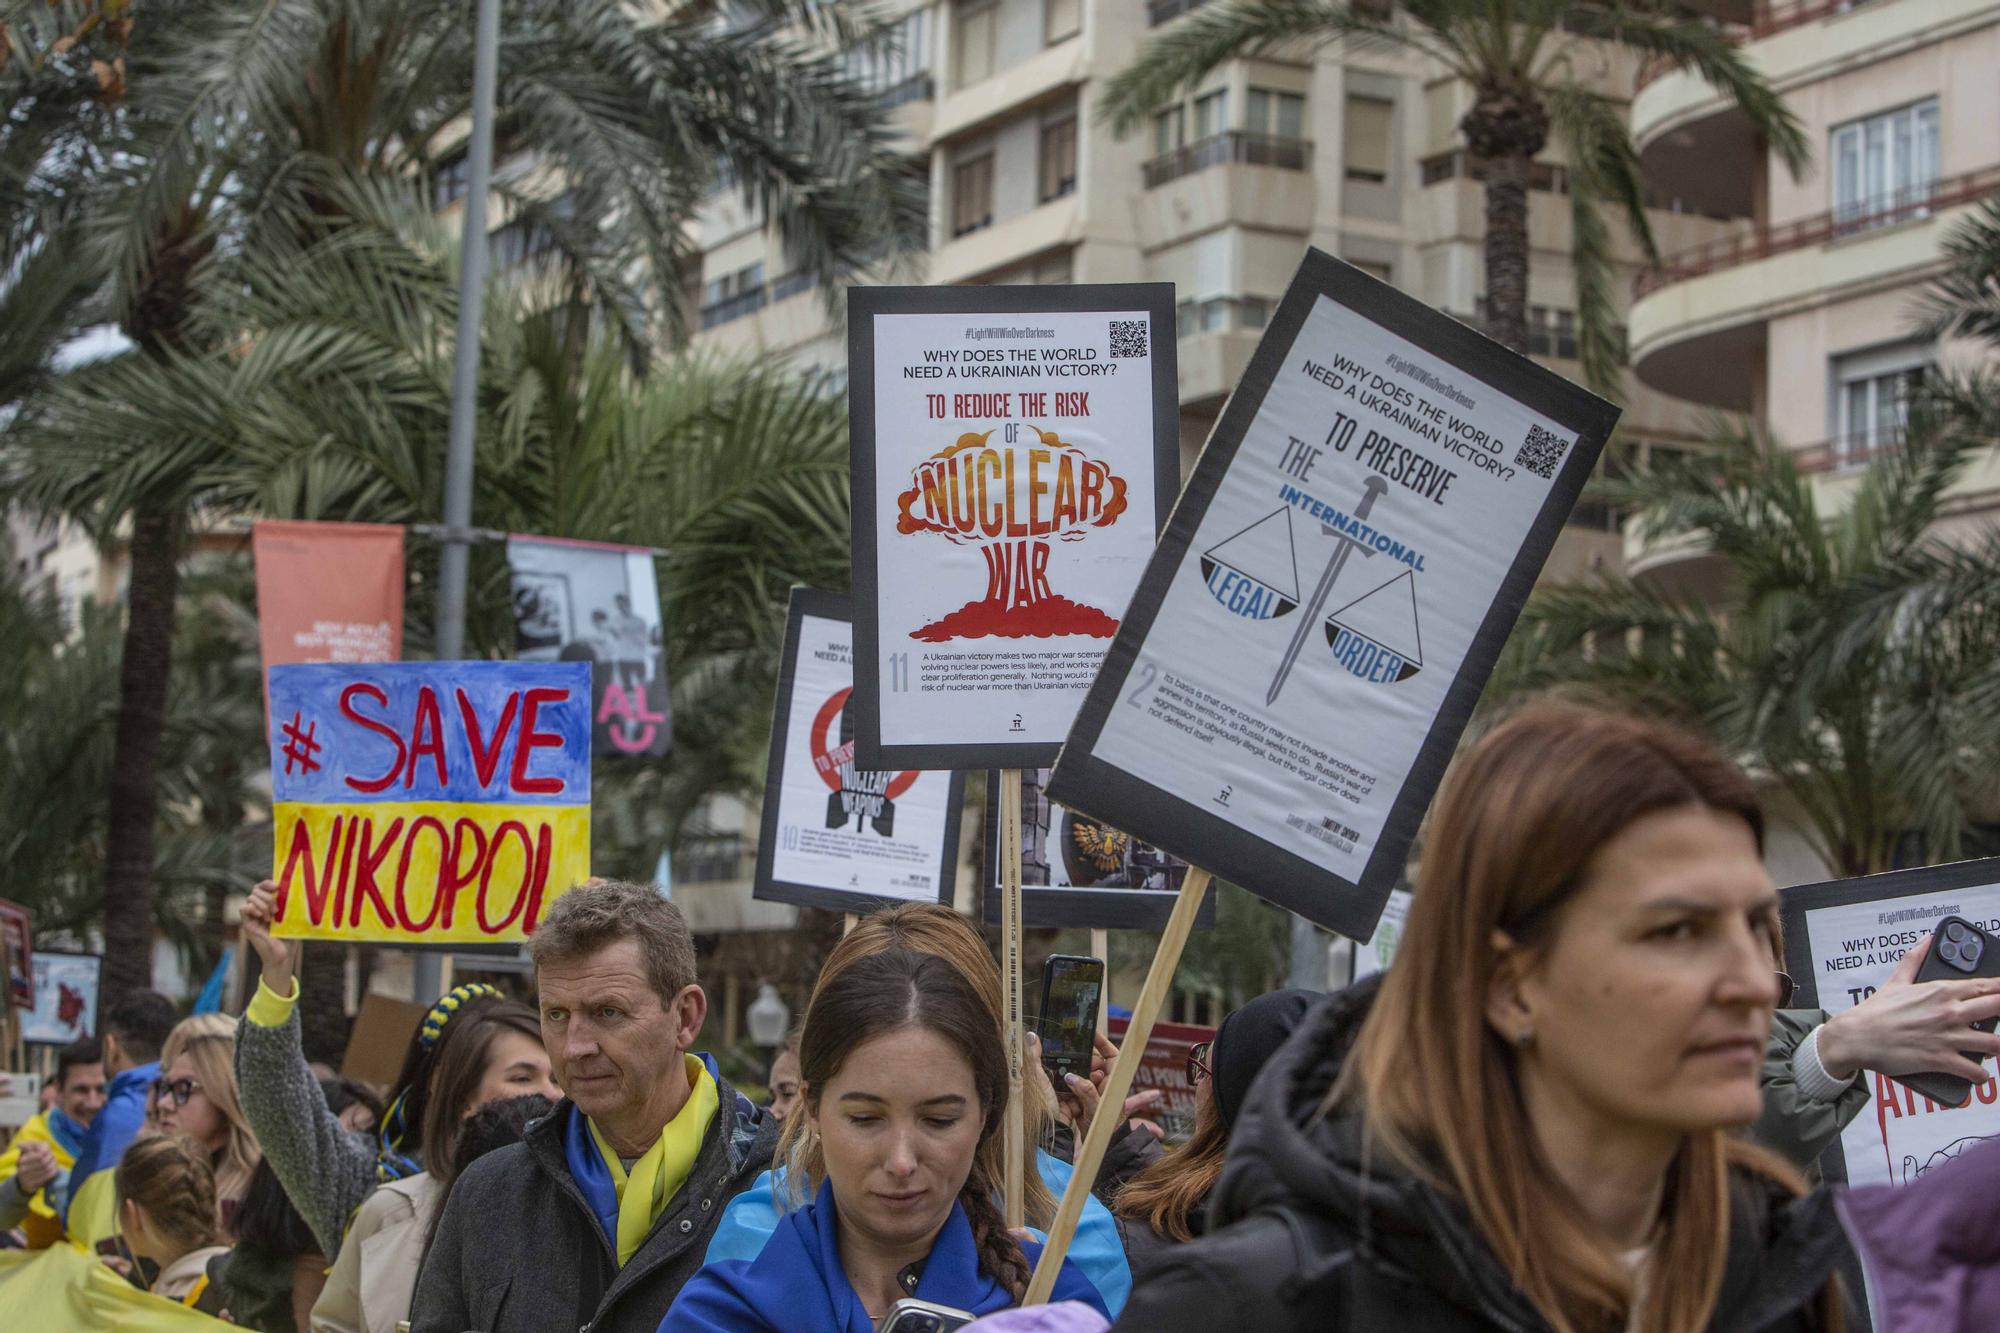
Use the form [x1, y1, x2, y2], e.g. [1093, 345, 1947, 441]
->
[1792, 427, 1906, 474]
[1636, 0, 1894, 90]
[1148, 0, 1213, 24]
[878, 72, 934, 110]
[1143, 131, 1312, 189]
[698, 286, 768, 330]
[1632, 166, 2000, 299]
[770, 270, 818, 303]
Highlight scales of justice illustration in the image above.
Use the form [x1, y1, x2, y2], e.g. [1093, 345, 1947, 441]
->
[1198, 472, 1426, 702]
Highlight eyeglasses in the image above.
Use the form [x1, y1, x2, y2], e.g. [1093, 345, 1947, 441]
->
[1775, 971, 1797, 1007]
[151, 1077, 202, 1109]
[1186, 1040, 1212, 1086]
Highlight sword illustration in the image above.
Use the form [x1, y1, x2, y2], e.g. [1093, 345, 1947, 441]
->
[1265, 474, 1390, 706]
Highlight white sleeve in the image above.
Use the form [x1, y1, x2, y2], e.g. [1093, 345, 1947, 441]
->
[1791, 1023, 1859, 1104]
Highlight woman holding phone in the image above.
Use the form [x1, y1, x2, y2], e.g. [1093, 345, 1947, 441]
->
[660, 947, 1107, 1330]
[1113, 703, 1855, 1333]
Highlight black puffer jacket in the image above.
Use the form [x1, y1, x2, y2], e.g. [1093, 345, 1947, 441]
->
[1112, 978, 1857, 1333]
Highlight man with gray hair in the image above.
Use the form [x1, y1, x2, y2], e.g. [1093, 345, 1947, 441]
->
[414, 880, 777, 1333]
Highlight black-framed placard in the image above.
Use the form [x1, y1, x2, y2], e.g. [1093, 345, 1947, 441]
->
[23, 949, 102, 1046]
[1046, 249, 1620, 940]
[847, 282, 1179, 772]
[1780, 856, 2000, 1188]
[979, 769, 1216, 931]
[753, 588, 965, 916]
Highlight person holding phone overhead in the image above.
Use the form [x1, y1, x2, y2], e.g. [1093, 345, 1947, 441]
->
[660, 947, 1108, 1331]
[1112, 703, 1856, 1333]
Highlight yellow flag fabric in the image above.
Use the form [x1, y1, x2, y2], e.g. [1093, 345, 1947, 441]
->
[66, 1166, 122, 1250]
[586, 1054, 719, 1266]
[0, 1242, 232, 1330]
[0, 1110, 77, 1247]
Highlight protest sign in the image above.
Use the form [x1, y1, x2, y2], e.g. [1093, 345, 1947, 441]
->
[754, 589, 964, 915]
[1106, 1015, 1214, 1145]
[0, 900, 30, 1010]
[1782, 857, 2000, 1186]
[508, 536, 673, 759]
[847, 283, 1178, 770]
[253, 520, 404, 669]
[1045, 250, 1619, 940]
[267, 661, 592, 944]
[980, 768, 1212, 931]
[21, 951, 99, 1045]
[1350, 888, 1413, 982]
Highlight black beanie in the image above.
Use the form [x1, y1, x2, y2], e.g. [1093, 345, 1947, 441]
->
[1212, 988, 1319, 1131]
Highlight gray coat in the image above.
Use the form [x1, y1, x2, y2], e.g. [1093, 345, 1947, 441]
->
[235, 1006, 379, 1259]
[1751, 1008, 1871, 1179]
[410, 1080, 776, 1333]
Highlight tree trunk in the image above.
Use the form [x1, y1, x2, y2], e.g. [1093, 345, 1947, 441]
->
[1462, 90, 1550, 356]
[100, 504, 183, 1005]
[298, 945, 355, 1066]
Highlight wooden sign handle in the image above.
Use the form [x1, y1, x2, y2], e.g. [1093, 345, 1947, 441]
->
[1024, 867, 1213, 1304]
[998, 768, 1027, 1229]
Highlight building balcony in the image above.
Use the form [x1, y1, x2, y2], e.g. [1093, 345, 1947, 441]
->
[879, 72, 934, 111]
[698, 285, 768, 330]
[1142, 131, 1313, 189]
[930, 195, 1082, 285]
[932, 39, 1086, 144]
[1629, 167, 2000, 409]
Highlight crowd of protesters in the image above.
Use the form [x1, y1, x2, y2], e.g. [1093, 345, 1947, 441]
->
[7, 700, 2000, 1330]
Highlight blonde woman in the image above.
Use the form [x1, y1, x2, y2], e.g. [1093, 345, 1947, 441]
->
[1112, 704, 1855, 1333]
[116, 1133, 231, 1312]
[154, 1016, 262, 1238]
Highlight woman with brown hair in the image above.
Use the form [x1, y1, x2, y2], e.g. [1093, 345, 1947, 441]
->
[153, 1017, 262, 1238]
[662, 947, 1107, 1330]
[116, 1133, 231, 1311]
[1112, 702, 1856, 1333]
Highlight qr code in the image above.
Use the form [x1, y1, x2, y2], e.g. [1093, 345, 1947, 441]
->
[1514, 423, 1571, 479]
[1108, 319, 1148, 358]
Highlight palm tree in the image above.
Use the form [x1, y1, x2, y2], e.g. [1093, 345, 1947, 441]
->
[1099, 0, 1806, 394]
[2, 0, 923, 997]
[1494, 389, 2000, 877]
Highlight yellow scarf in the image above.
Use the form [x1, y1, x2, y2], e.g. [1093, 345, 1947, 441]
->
[586, 1054, 718, 1266]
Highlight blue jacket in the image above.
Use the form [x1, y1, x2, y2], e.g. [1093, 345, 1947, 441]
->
[663, 1178, 1106, 1333]
[61, 1061, 158, 1233]
[703, 1150, 1130, 1315]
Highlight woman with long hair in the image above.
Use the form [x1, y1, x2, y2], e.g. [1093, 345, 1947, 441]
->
[700, 904, 1133, 1314]
[1112, 703, 1855, 1333]
[154, 1018, 262, 1238]
[116, 1133, 231, 1312]
[1112, 989, 1313, 1270]
[663, 948, 1107, 1330]
[312, 1001, 557, 1333]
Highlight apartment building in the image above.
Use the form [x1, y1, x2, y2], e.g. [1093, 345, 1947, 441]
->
[1627, 0, 2000, 592]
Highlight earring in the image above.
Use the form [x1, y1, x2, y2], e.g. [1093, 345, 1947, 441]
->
[1513, 1029, 1536, 1050]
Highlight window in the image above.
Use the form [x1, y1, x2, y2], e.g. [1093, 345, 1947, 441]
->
[702, 262, 764, 308]
[1153, 105, 1187, 157]
[951, 152, 994, 237]
[1193, 89, 1229, 140]
[846, 8, 932, 103]
[1832, 342, 1929, 465]
[1344, 95, 1393, 183]
[1039, 112, 1078, 202]
[1046, 0, 1081, 44]
[1246, 88, 1306, 142]
[433, 151, 474, 210]
[1831, 100, 1940, 228]
[954, 0, 996, 89]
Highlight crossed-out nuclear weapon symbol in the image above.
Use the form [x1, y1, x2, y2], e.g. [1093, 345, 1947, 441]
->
[1265, 474, 1390, 707]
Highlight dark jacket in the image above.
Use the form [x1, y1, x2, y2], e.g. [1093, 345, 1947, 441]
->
[1751, 1009, 1870, 1179]
[411, 1078, 777, 1333]
[1112, 979, 1855, 1333]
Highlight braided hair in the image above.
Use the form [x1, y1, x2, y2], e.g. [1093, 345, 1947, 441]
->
[788, 948, 1030, 1300]
[376, 983, 504, 1180]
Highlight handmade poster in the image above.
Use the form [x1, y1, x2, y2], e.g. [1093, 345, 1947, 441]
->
[1106, 1015, 1215, 1145]
[267, 660, 592, 943]
[508, 535, 673, 759]
[21, 951, 99, 1045]
[1784, 857, 2000, 1186]
[848, 284, 1178, 770]
[1350, 888, 1413, 982]
[0, 899, 30, 1009]
[980, 769, 1212, 931]
[252, 520, 405, 668]
[1048, 251, 1619, 939]
[753, 588, 964, 915]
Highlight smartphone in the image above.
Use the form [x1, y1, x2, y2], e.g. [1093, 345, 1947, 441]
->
[875, 1298, 976, 1333]
[1037, 953, 1105, 1083]
[1893, 916, 2000, 1106]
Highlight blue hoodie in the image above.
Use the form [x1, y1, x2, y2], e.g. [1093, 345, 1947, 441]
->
[662, 1178, 1106, 1333]
[61, 1060, 159, 1240]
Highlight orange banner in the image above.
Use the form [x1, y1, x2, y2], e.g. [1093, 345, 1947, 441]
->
[253, 520, 405, 673]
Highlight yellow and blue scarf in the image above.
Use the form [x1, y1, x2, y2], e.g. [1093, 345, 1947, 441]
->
[565, 1053, 719, 1266]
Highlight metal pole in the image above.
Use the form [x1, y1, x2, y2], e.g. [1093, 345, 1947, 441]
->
[419, 0, 501, 1003]
[1287, 912, 1329, 991]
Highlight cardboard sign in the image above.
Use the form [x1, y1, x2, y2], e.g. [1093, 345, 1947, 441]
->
[0, 899, 30, 1009]
[1349, 888, 1413, 982]
[1782, 857, 2000, 1186]
[267, 661, 592, 943]
[848, 284, 1179, 770]
[340, 991, 429, 1087]
[21, 951, 99, 1045]
[1106, 1015, 1214, 1145]
[980, 768, 1213, 931]
[508, 536, 673, 759]
[1048, 251, 1619, 939]
[753, 589, 964, 915]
